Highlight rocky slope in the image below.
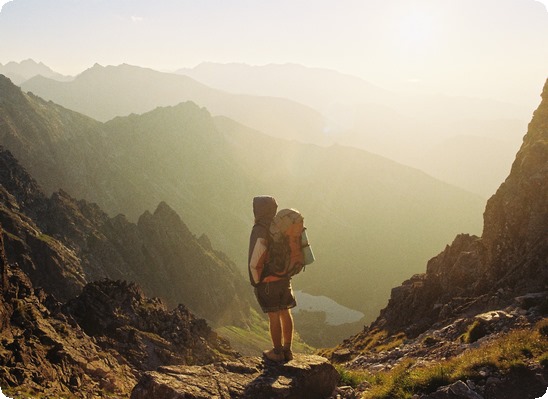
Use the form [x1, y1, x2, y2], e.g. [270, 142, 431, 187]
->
[0, 146, 254, 327]
[326, 79, 548, 398]
[0, 224, 236, 397]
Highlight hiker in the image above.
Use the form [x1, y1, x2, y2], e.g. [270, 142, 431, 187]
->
[248, 195, 296, 362]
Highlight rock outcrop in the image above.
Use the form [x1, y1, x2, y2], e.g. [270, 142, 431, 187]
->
[130, 354, 339, 399]
[64, 279, 236, 372]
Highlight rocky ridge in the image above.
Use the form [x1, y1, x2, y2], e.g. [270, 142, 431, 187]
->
[0, 146, 341, 397]
[0, 146, 254, 327]
[326, 79, 548, 398]
[0, 225, 236, 396]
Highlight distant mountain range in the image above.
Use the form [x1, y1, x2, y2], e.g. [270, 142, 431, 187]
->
[178, 62, 532, 197]
[21, 63, 330, 145]
[16, 61, 531, 197]
[0, 59, 72, 84]
[0, 74, 485, 326]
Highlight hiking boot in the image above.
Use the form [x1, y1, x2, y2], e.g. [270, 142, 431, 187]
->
[283, 349, 293, 361]
[263, 348, 284, 362]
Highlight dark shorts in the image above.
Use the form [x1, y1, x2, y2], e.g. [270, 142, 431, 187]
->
[254, 278, 297, 313]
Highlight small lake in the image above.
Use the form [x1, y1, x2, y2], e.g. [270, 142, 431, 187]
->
[293, 290, 365, 326]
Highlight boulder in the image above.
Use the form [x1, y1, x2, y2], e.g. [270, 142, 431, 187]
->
[130, 354, 339, 399]
[424, 380, 484, 399]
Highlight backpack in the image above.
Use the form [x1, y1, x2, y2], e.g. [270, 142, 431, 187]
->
[264, 208, 315, 279]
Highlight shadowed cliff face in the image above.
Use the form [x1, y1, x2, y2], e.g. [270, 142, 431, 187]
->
[369, 79, 548, 337]
[482, 79, 548, 292]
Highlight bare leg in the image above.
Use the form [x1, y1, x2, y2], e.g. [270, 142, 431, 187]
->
[280, 308, 293, 349]
[267, 311, 283, 349]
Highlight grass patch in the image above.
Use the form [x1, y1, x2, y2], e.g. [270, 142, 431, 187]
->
[460, 320, 487, 344]
[336, 364, 374, 388]
[37, 233, 57, 246]
[375, 332, 406, 352]
[337, 320, 548, 399]
[344, 328, 406, 354]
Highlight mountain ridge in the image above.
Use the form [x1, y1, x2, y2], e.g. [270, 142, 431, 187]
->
[0, 145, 254, 327]
[14, 60, 528, 196]
[0, 74, 485, 333]
[21, 63, 330, 145]
[179, 62, 529, 197]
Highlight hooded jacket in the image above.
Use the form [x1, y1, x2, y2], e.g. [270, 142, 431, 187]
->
[248, 196, 278, 286]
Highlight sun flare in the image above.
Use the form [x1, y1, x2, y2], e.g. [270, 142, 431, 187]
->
[397, 11, 437, 49]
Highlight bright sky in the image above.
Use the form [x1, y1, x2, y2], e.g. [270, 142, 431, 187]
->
[0, 0, 547, 105]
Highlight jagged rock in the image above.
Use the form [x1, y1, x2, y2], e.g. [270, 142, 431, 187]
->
[64, 279, 236, 371]
[422, 380, 484, 399]
[0, 227, 136, 397]
[130, 355, 339, 399]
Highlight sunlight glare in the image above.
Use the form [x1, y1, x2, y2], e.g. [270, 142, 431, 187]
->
[398, 11, 436, 48]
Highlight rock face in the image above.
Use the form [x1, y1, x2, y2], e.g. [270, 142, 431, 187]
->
[130, 355, 339, 399]
[64, 279, 235, 372]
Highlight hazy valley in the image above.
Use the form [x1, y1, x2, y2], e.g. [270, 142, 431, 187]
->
[0, 58, 546, 398]
[1, 69, 486, 333]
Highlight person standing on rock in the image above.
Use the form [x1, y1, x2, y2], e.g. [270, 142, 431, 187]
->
[248, 195, 296, 362]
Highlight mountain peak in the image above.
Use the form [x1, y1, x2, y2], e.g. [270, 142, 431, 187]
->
[0, 60, 71, 84]
[153, 200, 178, 218]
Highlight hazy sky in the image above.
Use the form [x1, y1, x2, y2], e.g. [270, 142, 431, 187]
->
[1, 0, 547, 105]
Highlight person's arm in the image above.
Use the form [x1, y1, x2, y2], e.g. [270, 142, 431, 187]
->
[249, 237, 268, 285]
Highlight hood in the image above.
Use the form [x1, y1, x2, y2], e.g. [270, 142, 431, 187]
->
[253, 196, 277, 226]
